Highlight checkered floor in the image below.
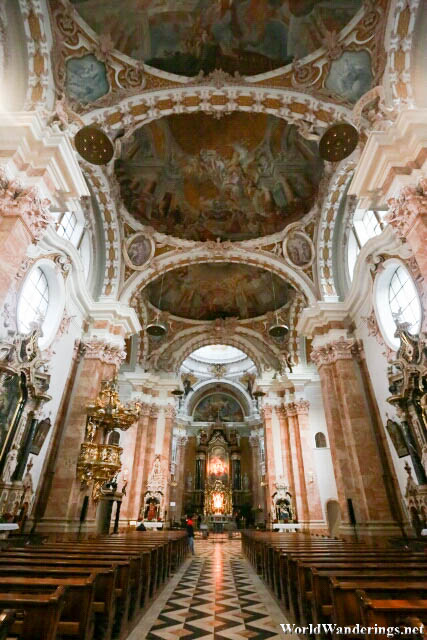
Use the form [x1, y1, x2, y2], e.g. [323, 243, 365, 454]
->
[130, 535, 289, 640]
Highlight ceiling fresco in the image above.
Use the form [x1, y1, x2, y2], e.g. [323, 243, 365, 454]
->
[115, 113, 324, 241]
[193, 393, 244, 422]
[70, 0, 362, 76]
[143, 262, 294, 321]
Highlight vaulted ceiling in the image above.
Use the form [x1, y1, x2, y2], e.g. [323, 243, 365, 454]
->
[42, 0, 397, 373]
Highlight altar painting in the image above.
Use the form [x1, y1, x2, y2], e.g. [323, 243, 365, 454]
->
[0, 373, 26, 469]
[208, 445, 229, 485]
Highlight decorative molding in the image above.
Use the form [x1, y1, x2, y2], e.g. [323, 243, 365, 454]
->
[311, 337, 359, 367]
[80, 339, 126, 369]
[386, 178, 427, 240]
[0, 169, 52, 242]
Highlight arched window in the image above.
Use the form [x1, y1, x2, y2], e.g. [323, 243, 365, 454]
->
[374, 261, 422, 349]
[315, 432, 327, 448]
[347, 209, 384, 281]
[57, 211, 78, 242]
[17, 267, 50, 334]
[388, 266, 421, 333]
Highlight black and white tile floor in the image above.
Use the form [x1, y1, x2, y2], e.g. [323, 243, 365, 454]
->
[129, 535, 296, 640]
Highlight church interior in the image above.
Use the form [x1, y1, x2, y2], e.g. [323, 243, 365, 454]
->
[0, 0, 427, 638]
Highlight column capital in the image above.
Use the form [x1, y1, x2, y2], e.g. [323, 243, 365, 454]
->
[311, 337, 360, 367]
[139, 402, 152, 418]
[80, 339, 126, 369]
[249, 434, 259, 448]
[386, 179, 427, 240]
[165, 405, 176, 419]
[150, 404, 160, 418]
[0, 170, 52, 242]
[261, 405, 273, 419]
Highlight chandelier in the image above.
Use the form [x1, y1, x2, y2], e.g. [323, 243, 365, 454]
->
[77, 378, 141, 501]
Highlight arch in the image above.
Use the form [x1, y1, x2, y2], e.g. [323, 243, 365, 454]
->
[121, 248, 317, 308]
[315, 432, 327, 448]
[326, 499, 341, 538]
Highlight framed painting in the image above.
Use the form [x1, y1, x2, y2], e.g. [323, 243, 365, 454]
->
[0, 372, 27, 473]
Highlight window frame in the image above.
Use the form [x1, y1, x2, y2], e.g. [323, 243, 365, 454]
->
[373, 259, 422, 350]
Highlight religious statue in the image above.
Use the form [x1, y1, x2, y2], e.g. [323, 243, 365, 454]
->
[2, 446, 18, 483]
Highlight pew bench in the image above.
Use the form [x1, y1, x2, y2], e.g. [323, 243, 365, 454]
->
[0, 585, 66, 640]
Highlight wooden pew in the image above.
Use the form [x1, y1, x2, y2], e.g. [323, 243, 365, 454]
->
[329, 579, 427, 637]
[0, 585, 66, 640]
[1, 551, 132, 638]
[0, 564, 117, 640]
[356, 591, 427, 640]
[0, 609, 16, 640]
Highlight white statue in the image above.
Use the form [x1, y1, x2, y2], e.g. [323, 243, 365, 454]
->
[242, 472, 249, 491]
[2, 446, 18, 483]
[186, 472, 193, 491]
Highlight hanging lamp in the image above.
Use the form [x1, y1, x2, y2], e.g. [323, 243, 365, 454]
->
[319, 122, 359, 162]
[146, 272, 168, 337]
[268, 271, 289, 340]
[74, 126, 114, 165]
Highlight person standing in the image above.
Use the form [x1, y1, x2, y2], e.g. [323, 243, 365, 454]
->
[186, 517, 195, 555]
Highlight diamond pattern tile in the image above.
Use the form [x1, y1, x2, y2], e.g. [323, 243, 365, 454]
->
[143, 535, 285, 640]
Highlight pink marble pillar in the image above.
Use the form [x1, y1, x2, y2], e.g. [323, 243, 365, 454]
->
[140, 405, 158, 517]
[285, 405, 307, 524]
[0, 174, 51, 309]
[311, 337, 400, 540]
[291, 400, 323, 527]
[278, 407, 296, 500]
[173, 436, 187, 521]
[249, 435, 264, 517]
[41, 340, 125, 535]
[125, 404, 151, 521]
[261, 405, 276, 522]
[161, 406, 176, 522]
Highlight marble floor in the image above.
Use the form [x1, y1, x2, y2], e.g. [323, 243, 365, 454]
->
[129, 534, 295, 640]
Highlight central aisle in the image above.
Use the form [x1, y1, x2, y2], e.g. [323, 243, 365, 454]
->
[130, 535, 293, 640]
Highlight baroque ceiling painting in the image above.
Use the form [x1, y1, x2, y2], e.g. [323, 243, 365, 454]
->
[115, 113, 324, 241]
[144, 263, 294, 321]
[70, 0, 362, 76]
[193, 393, 244, 422]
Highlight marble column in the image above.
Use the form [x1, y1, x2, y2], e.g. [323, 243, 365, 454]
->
[173, 435, 187, 522]
[387, 179, 427, 298]
[285, 404, 307, 524]
[261, 405, 276, 523]
[277, 407, 296, 500]
[161, 405, 176, 524]
[286, 400, 324, 529]
[140, 405, 159, 517]
[39, 340, 125, 536]
[125, 404, 151, 521]
[0, 173, 52, 308]
[311, 337, 402, 541]
[249, 434, 263, 519]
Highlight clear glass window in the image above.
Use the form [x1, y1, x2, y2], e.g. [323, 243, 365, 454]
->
[57, 211, 77, 242]
[17, 267, 50, 334]
[388, 266, 421, 334]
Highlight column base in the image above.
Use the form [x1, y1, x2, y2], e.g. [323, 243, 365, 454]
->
[298, 519, 328, 535]
[338, 521, 410, 545]
[28, 517, 98, 540]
